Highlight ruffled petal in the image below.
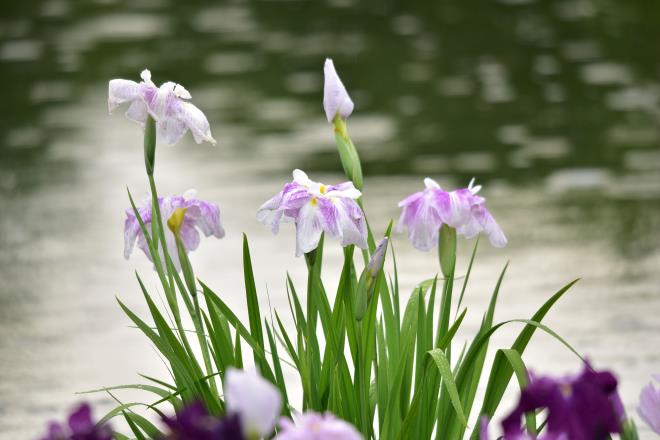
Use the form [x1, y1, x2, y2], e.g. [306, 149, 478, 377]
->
[157, 117, 188, 146]
[108, 79, 141, 113]
[323, 58, 354, 122]
[177, 101, 216, 145]
[477, 207, 507, 247]
[179, 220, 201, 252]
[188, 198, 224, 238]
[295, 202, 324, 256]
[336, 198, 368, 249]
[125, 100, 149, 126]
[317, 197, 341, 238]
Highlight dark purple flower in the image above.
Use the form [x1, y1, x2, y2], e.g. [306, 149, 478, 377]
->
[501, 363, 623, 440]
[161, 401, 244, 440]
[39, 403, 112, 440]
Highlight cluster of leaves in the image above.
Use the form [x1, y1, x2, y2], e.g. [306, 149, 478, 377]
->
[91, 117, 584, 440]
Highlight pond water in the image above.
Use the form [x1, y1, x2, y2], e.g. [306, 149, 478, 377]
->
[1, 0, 659, 438]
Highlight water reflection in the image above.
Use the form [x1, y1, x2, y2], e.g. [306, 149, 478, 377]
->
[1, 0, 659, 437]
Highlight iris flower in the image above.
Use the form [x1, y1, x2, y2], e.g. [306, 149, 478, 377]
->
[323, 59, 354, 122]
[39, 403, 112, 440]
[275, 412, 363, 440]
[257, 169, 368, 256]
[501, 363, 624, 440]
[108, 69, 216, 145]
[638, 374, 660, 434]
[397, 177, 506, 251]
[225, 368, 282, 439]
[124, 190, 224, 271]
[161, 401, 244, 440]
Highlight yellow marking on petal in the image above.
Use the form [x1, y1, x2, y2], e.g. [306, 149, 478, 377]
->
[167, 207, 187, 235]
[310, 197, 317, 206]
[319, 184, 327, 194]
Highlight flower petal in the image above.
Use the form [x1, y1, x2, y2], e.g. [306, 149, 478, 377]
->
[323, 58, 354, 122]
[225, 368, 282, 438]
[157, 116, 188, 146]
[108, 79, 140, 113]
[295, 202, 324, 256]
[178, 101, 216, 145]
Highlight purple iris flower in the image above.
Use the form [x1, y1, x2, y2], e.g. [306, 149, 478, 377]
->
[397, 177, 506, 251]
[275, 412, 363, 440]
[501, 362, 624, 440]
[323, 59, 354, 122]
[638, 374, 660, 434]
[257, 169, 368, 256]
[39, 403, 112, 440]
[160, 401, 244, 440]
[109, 69, 216, 145]
[124, 189, 225, 270]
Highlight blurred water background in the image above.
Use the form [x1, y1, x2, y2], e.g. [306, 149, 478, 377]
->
[1, 0, 659, 438]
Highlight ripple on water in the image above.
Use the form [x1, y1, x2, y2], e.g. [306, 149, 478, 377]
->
[0, 40, 43, 62]
[606, 124, 659, 147]
[192, 6, 257, 34]
[605, 85, 659, 112]
[204, 52, 262, 75]
[435, 76, 474, 97]
[561, 39, 601, 61]
[545, 168, 612, 193]
[56, 13, 171, 70]
[580, 61, 633, 86]
[477, 59, 516, 103]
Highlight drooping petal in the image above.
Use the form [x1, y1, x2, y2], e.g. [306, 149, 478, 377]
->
[108, 79, 141, 113]
[638, 380, 660, 434]
[187, 198, 225, 238]
[336, 197, 368, 249]
[476, 206, 507, 247]
[125, 100, 149, 126]
[178, 101, 217, 145]
[225, 368, 282, 438]
[397, 190, 444, 252]
[323, 58, 354, 122]
[295, 202, 324, 256]
[156, 116, 188, 146]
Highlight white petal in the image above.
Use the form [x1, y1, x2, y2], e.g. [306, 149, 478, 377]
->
[177, 101, 216, 145]
[323, 58, 354, 122]
[295, 202, 323, 256]
[292, 169, 314, 187]
[156, 117, 188, 146]
[225, 368, 282, 438]
[424, 177, 441, 189]
[183, 188, 197, 199]
[173, 83, 191, 99]
[125, 100, 148, 126]
[108, 79, 140, 112]
[468, 177, 482, 194]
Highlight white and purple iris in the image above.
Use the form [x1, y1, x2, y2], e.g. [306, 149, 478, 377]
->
[323, 58, 354, 122]
[124, 190, 224, 271]
[638, 374, 660, 435]
[257, 169, 368, 256]
[108, 69, 216, 145]
[276, 412, 363, 440]
[398, 177, 507, 251]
